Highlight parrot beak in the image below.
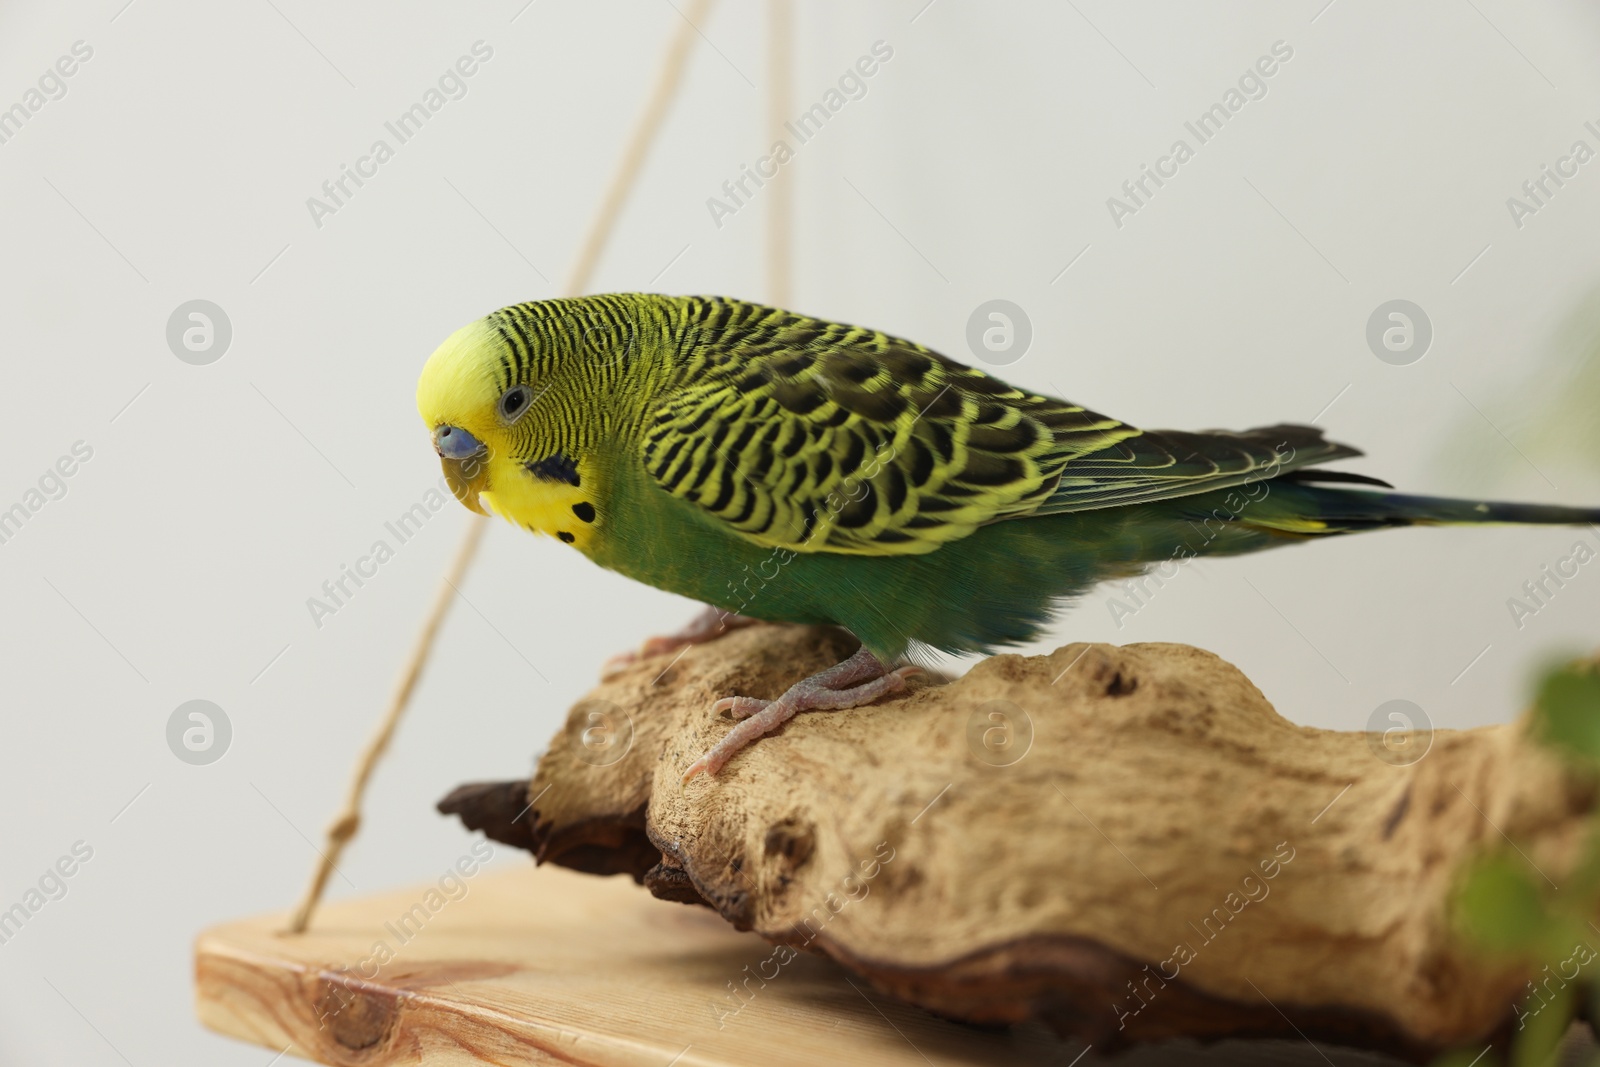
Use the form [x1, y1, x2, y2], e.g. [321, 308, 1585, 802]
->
[434, 425, 490, 515]
[441, 455, 490, 515]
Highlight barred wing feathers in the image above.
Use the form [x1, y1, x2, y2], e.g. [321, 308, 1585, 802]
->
[639, 300, 1359, 555]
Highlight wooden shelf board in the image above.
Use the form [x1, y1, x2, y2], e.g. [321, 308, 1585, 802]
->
[194, 864, 1413, 1067]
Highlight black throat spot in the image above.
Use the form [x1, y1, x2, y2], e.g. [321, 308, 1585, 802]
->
[527, 453, 580, 487]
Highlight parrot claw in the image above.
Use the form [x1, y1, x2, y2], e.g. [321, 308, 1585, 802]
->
[711, 695, 770, 720]
[681, 648, 921, 782]
[601, 606, 758, 678]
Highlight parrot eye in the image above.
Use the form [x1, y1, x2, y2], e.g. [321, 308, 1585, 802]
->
[498, 385, 531, 421]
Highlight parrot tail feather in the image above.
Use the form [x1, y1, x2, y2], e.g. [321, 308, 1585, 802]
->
[1248, 484, 1600, 537]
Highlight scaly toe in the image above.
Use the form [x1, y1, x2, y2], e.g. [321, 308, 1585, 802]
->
[682, 698, 802, 782]
[681, 652, 917, 782]
[680, 750, 720, 782]
[792, 664, 921, 711]
[711, 695, 770, 719]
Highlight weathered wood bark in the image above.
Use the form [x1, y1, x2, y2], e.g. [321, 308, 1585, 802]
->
[440, 623, 1596, 1062]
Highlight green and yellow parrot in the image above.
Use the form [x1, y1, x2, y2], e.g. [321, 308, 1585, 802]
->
[416, 294, 1600, 781]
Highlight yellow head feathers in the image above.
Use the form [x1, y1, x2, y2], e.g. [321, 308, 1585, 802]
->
[415, 311, 599, 547]
[416, 317, 501, 439]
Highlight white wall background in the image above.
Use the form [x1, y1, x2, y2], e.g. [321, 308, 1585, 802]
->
[2, 1, 1599, 1062]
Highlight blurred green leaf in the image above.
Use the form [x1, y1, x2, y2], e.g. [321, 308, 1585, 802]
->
[1450, 657, 1600, 1067]
[1564, 818, 1600, 901]
[1512, 980, 1572, 1067]
[1432, 1049, 1500, 1067]
[1457, 855, 1556, 956]
[1531, 665, 1600, 764]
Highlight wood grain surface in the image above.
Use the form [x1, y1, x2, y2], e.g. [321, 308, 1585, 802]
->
[195, 863, 1424, 1066]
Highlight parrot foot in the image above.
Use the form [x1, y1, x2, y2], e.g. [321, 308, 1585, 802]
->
[601, 606, 758, 678]
[680, 647, 921, 782]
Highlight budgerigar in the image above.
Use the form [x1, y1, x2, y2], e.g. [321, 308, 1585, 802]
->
[416, 294, 1600, 781]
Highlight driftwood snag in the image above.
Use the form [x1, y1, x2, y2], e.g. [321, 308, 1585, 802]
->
[440, 622, 1596, 1061]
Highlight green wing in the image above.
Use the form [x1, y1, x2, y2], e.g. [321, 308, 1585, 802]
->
[639, 298, 1359, 556]
[1035, 422, 1363, 513]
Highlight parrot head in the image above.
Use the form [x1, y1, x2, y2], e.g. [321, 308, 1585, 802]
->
[415, 307, 603, 546]
[416, 317, 510, 516]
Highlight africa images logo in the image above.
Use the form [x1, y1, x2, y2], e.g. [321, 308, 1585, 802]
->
[705, 40, 894, 229]
[305, 41, 494, 229]
[1105, 40, 1294, 229]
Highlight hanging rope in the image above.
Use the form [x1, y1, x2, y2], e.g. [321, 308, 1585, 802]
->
[285, 0, 717, 934]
